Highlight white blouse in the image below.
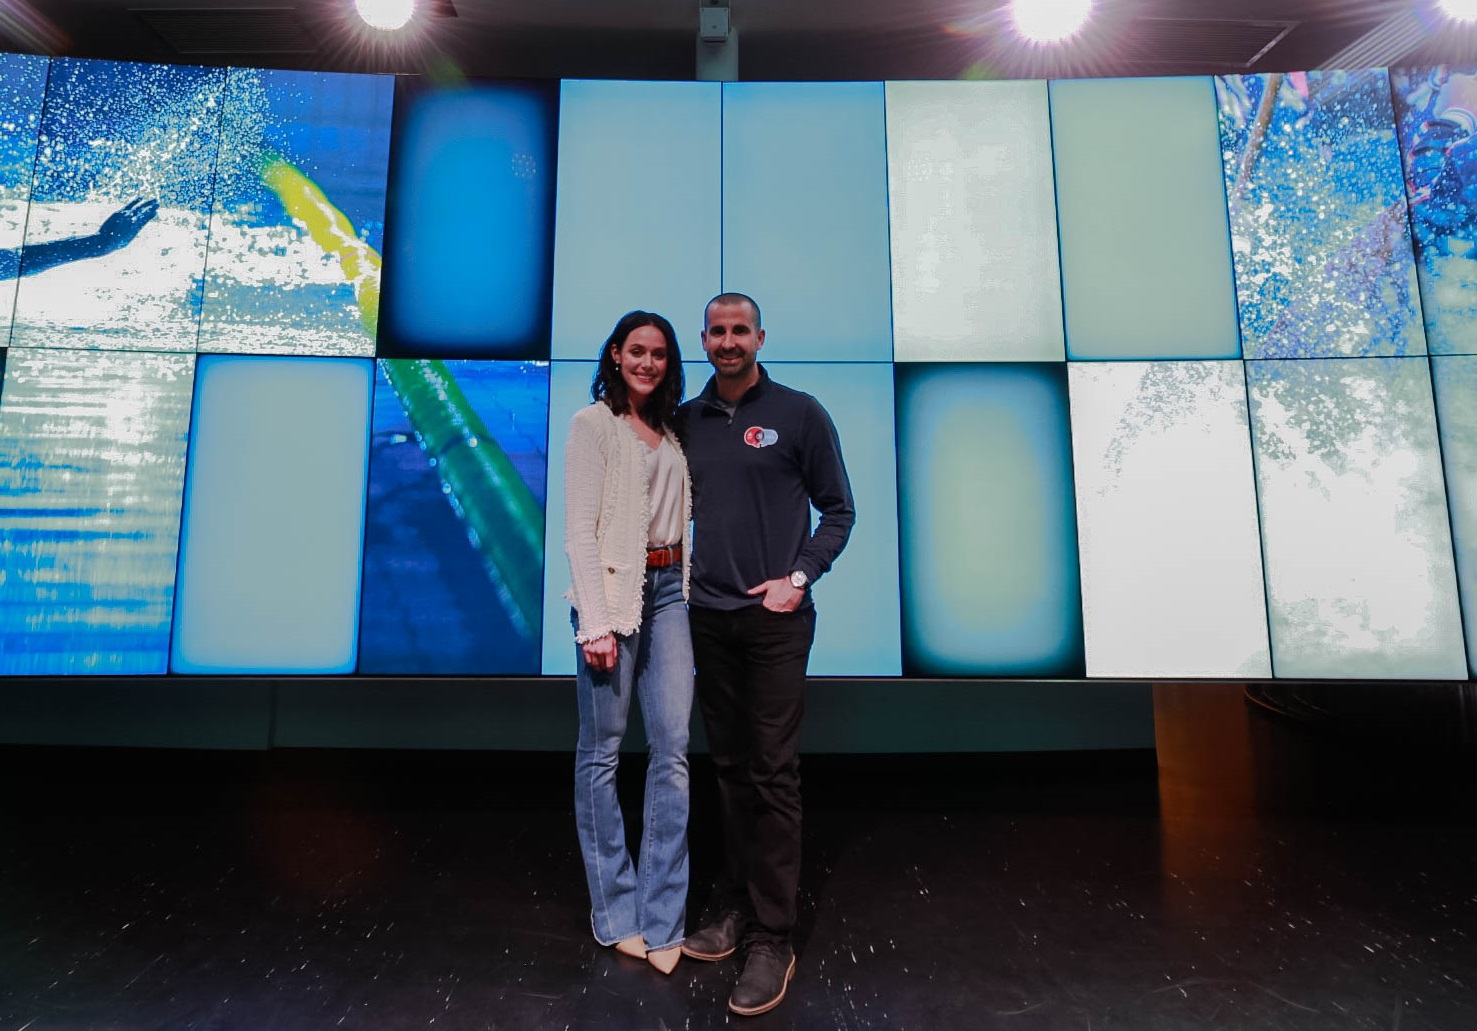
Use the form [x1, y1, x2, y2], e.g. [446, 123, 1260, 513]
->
[646, 436, 685, 548]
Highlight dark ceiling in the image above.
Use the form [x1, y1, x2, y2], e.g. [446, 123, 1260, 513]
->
[7, 0, 1477, 81]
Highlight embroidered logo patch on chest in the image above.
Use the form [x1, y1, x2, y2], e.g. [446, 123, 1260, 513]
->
[743, 426, 779, 448]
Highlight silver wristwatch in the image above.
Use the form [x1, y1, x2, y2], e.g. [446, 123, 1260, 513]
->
[789, 569, 809, 589]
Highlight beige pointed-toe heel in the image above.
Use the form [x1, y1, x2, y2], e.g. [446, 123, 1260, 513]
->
[647, 945, 681, 975]
[613, 935, 648, 959]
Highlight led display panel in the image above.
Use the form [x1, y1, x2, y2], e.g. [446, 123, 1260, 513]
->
[0, 53, 48, 345]
[886, 80, 1064, 362]
[360, 359, 548, 674]
[379, 82, 557, 360]
[1219, 70, 1425, 359]
[1391, 66, 1477, 356]
[722, 83, 892, 362]
[197, 68, 394, 357]
[1247, 357, 1464, 678]
[1069, 361, 1271, 678]
[755, 363, 902, 676]
[897, 363, 1084, 677]
[0, 348, 194, 674]
[543, 361, 900, 677]
[551, 80, 721, 363]
[10, 59, 226, 352]
[1050, 76, 1240, 361]
[1430, 355, 1477, 676]
[541, 360, 598, 676]
[171, 356, 373, 674]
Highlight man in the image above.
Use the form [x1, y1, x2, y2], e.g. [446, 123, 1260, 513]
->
[677, 292, 855, 1017]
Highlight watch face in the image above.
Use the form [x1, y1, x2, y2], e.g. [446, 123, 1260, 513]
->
[790, 571, 807, 589]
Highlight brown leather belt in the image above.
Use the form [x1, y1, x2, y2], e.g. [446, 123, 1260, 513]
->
[646, 544, 682, 569]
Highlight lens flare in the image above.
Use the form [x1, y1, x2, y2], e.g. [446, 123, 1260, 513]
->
[1011, 0, 1094, 43]
[1439, 0, 1477, 23]
[354, 0, 415, 31]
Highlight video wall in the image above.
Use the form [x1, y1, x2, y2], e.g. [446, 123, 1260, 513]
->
[0, 57, 1475, 682]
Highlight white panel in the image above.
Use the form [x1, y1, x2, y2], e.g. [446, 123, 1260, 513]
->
[1247, 357, 1465, 679]
[171, 356, 372, 673]
[886, 80, 1064, 362]
[1069, 361, 1270, 678]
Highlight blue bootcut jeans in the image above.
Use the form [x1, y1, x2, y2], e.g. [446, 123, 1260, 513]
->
[573, 564, 693, 951]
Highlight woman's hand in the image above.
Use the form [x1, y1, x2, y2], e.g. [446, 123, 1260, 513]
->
[582, 633, 618, 672]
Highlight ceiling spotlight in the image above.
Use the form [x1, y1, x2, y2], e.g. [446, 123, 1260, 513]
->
[355, 0, 415, 31]
[1438, 0, 1477, 23]
[1010, 0, 1094, 43]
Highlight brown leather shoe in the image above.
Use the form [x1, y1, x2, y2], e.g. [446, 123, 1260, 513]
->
[728, 940, 796, 1017]
[680, 910, 745, 961]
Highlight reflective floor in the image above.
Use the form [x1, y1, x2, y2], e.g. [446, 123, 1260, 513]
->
[3, 684, 1477, 1029]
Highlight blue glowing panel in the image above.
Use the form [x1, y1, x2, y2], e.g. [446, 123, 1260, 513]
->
[1392, 67, 1477, 356]
[197, 69, 394, 357]
[0, 349, 193, 675]
[360, 359, 548, 674]
[541, 361, 598, 676]
[171, 356, 372, 674]
[1247, 358, 1464, 678]
[380, 82, 557, 359]
[10, 59, 226, 352]
[1069, 361, 1270, 678]
[722, 83, 892, 362]
[0, 53, 48, 344]
[886, 81, 1064, 362]
[1049, 77, 1239, 361]
[763, 363, 900, 675]
[1218, 71, 1425, 359]
[1430, 356, 1477, 675]
[897, 363, 1084, 677]
[551, 81, 720, 363]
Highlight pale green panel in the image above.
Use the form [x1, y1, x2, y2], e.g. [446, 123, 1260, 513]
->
[551, 81, 721, 364]
[540, 361, 597, 676]
[769, 364, 901, 676]
[886, 81, 1064, 362]
[1050, 76, 1240, 360]
[1430, 356, 1477, 676]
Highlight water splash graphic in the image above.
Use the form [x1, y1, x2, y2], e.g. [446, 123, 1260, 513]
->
[1219, 70, 1426, 359]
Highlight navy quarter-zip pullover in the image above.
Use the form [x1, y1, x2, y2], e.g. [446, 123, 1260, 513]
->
[678, 364, 855, 611]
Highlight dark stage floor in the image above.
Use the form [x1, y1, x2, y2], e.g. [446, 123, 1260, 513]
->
[3, 684, 1477, 1029]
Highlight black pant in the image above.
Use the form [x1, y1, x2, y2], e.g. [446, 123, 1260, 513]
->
[689, 602, 817, 942]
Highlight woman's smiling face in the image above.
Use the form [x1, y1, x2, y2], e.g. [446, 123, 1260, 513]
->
[614, 324, 669, 408]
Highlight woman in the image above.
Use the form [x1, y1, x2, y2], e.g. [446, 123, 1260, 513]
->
[564, 310, 693, 975]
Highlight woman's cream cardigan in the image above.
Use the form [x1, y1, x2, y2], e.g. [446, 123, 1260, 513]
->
[564, 402, 692, 644]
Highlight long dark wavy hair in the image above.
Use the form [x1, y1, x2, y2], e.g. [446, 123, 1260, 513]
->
[591, 310, 685, 432]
